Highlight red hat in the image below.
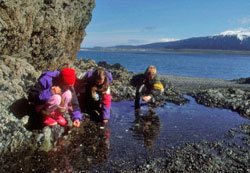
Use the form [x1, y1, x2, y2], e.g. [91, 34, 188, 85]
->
[59, 68, 75, 86]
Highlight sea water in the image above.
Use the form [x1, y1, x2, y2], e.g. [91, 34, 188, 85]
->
[77, 50, 250, 79]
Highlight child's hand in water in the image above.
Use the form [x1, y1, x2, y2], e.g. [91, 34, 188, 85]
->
[142, 95, 152, 101]
[51, 86, 61, 95]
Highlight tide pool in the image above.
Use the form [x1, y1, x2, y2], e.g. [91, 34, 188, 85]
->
[3, 97, 249, 172]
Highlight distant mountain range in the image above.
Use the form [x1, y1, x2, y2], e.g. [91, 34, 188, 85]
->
[90, 29, 250, 52]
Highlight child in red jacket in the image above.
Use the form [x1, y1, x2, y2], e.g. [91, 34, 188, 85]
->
[29, 68, 82, 127]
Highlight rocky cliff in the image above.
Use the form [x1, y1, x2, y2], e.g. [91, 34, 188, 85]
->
[0, 0, 95, 70]
[0, 0, 95, 154]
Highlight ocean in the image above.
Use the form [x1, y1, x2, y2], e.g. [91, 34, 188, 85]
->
[77, 50, 250, 79]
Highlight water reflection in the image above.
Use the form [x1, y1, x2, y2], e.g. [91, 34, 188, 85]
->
[130, 108, 161, 148]
[58, 120, 111, 169]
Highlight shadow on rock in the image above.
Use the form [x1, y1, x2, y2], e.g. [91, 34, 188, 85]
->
[8, 97, 43, 130]
[8, 97, 29, 119]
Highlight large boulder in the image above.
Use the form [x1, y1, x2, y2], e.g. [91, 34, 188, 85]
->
[0, 0, 95, 70]
[0, 55, 39, 153]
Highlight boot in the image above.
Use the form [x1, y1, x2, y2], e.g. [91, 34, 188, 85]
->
[54, 114, 67, 126]
[42, 114, 57, 127]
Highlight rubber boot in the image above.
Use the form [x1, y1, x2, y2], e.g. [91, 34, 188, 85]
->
[43, 114, 57, 127]
[54, 114, 67, 126]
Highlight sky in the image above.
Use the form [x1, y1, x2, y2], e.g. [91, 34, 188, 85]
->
[81, 0, 250, 48]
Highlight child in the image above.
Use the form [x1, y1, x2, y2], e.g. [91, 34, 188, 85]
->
[28, 68, 82, 127]
[131, 65, 164, 109]
[77, 68, 112, 123]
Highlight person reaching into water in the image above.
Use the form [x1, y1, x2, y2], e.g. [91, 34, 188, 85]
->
[131, 65, 164, 110]
[28, 67, 82, 127]
[77, 68, 112, 124]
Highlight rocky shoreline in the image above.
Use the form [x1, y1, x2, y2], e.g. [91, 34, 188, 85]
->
[160, 75, 250, 118]
[0, 0, 249, 171]
[1, 56, 250, 172]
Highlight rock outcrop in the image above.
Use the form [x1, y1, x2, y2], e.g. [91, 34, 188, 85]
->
[0, 0, 95, 70]
[0, 0, 95, 154]
[0, 55, 39, 153]
[192, 88, 250, 117]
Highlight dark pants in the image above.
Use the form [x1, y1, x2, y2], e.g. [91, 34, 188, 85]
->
[135, 84, 147, 109]
[79, 85, 102, 122]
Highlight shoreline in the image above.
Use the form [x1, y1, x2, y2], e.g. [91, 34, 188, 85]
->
[79, 48, 250, 56]
[160, 74, 250, 94]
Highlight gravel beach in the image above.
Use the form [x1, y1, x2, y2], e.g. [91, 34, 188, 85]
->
[160, 74, 250, 94]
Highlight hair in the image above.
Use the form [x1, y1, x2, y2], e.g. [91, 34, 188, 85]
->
[144, 65, 157, 77]
[90, 68, 109, 92]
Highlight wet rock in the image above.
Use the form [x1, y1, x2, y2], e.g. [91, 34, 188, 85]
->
[232, 77, 250, 84]
[163, 88, 190, 106]
[192, 88, 250, 118]
[21, 115, 29, 126]
[38, 127, 53, 152]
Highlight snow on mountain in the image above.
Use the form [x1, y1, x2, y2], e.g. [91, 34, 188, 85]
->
[218, 28, 250, 41]
[107, 28, 250, 51]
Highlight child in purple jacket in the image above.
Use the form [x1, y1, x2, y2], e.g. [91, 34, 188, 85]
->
[77, 68, 112, 123]
[28, 68, 82, 127]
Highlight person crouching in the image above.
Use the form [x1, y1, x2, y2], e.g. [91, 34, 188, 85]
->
[28, 68, 82, 127]
[77, 68, 112, 124]
[132, 65, 164, 110]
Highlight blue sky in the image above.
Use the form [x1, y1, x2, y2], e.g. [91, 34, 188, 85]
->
[81, 0, 250, 48]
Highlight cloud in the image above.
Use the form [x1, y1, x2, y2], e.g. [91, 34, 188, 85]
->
[158, 38, 179, 42]
[238, 17, 250, 25]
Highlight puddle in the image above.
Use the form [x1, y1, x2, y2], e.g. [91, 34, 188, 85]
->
[111, 96, 248, 148]
[1, 96, 249, 172]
